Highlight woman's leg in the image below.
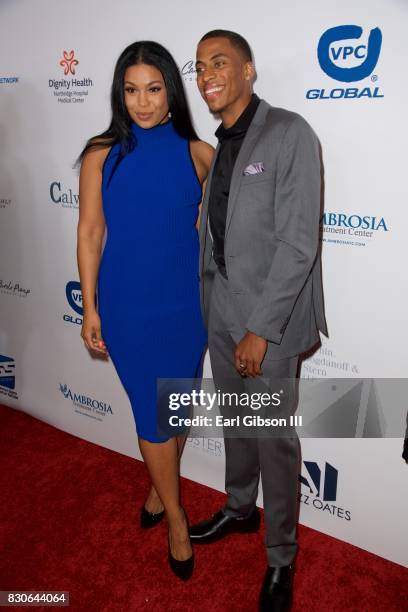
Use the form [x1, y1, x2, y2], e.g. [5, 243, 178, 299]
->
[139, 436, 191, 561]
[144, 434, 188, 514]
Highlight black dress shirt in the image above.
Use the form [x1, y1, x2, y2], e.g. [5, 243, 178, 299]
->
[208, 94, 261, 278]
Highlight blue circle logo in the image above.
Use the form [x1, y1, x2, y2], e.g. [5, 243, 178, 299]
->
[318, 25, 382, 83]
[66, 281, 83, 315]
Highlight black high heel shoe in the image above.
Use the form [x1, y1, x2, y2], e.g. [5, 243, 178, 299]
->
[168, 510, 194, 581]
[168, 541, 194, 581]
[140, 506, 165, 529]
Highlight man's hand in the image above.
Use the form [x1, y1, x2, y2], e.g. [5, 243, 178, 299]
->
[235, 332, 267, 377]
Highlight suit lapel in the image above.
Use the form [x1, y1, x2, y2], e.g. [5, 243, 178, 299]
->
[225, 100, 270, 238]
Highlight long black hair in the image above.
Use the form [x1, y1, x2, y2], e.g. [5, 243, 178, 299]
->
[78, 41, 198, 165]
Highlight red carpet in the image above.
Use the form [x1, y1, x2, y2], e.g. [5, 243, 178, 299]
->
[0, 404, 406, 612]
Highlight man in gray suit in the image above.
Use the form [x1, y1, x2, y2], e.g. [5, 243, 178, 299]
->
[189, 30, 327, 610]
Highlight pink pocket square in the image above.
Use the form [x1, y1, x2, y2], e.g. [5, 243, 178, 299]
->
[243, 162, 265, 176]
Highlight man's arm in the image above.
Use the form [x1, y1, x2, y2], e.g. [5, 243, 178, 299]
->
[245, 115, 321, 344]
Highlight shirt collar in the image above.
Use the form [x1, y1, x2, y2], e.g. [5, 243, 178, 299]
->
[215, 94, 261, 142]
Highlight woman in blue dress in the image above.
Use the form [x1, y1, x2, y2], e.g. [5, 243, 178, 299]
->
[77, 41, 213, 580]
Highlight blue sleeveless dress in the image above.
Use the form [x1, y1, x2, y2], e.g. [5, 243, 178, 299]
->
[98, 121, 207, 442]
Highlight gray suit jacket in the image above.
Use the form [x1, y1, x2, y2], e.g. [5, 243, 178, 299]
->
[199, 99, 328, 359]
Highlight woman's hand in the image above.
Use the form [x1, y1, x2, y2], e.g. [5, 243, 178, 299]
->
[81, 310, 108, 357]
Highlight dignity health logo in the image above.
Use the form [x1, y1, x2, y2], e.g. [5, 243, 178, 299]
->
[59, 50, 79, 75]
[49, 49, 93, 104]
[59, 383, 113, 421]
[299, 460, 351, 521]
[307, 25, 384, 100]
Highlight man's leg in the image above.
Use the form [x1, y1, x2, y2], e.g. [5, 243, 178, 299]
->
[208, 273, 261, 516]
[245, 356, 300, 566]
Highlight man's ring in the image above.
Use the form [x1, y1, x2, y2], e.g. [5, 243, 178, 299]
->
[239, 363, 246, 369]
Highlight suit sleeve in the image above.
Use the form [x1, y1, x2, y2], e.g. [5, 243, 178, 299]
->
[245, 116, 321, 344]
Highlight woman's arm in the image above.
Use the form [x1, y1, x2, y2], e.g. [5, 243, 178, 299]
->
[190, 140, 214, 230]
[77, 146, 110, 356]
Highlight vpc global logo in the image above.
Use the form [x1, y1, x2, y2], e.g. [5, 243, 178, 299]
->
[59, 383, 113, 422]
[50, 181, 79, 210]
[64, 281, 83, 326]
[307, 25, 384, 100]
[299, 460, 351, 521]
[49, 50, 94, 104]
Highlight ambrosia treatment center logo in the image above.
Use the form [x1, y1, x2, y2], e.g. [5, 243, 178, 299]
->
[307, 25, 384, 100]
[320, 211, 389, 247]
[59, 383, 113, 422]
[49, 50, 93, 104]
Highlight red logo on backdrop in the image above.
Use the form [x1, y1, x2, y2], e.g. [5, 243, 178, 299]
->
[59, 50, 79, 76]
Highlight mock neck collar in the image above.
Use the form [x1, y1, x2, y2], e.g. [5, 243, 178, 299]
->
[131, 118, 173, 137]
[215, 94, 260, 142]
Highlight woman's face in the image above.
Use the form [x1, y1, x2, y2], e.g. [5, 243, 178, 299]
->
[124, 63, 169, 129]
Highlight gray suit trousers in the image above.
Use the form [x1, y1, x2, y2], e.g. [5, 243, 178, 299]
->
[208, 271, 300, 567]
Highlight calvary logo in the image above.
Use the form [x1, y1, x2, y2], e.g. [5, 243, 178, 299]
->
[181, 60, 196, 82]
[50, 181, 79, 209]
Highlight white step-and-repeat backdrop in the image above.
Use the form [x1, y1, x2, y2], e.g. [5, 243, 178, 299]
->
[1, 0, 407, 567]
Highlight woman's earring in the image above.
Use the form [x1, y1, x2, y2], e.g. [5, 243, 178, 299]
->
[168, 110, 172, 118]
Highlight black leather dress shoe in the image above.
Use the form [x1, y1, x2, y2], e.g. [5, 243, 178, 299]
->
[189, 508, 260, 543]
[259, 565, 294, 612]
[140, 506, 165, 529]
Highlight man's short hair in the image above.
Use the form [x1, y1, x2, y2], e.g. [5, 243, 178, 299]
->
[199, 29, 253, 63]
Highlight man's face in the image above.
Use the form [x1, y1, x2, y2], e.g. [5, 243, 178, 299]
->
[196, 37, 253, 115]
